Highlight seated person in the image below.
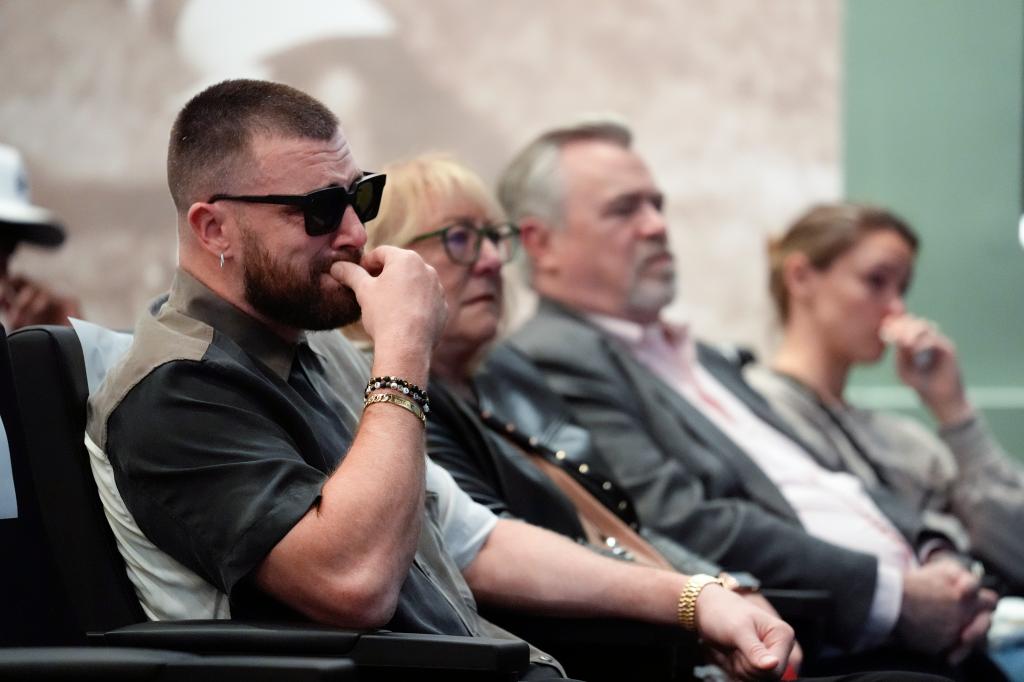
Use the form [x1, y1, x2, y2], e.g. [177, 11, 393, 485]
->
[84, 78, 805, 682]
[496, 117, 997, 673]
[747, 203, 1024, 594]
[352, 154, 743, 577]
[0, 143, 81, 330]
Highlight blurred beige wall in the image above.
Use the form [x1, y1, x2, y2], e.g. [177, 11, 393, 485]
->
[0, 0, 839, 354]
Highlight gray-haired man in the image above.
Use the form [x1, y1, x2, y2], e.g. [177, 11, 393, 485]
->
[500, 119, 995, 669]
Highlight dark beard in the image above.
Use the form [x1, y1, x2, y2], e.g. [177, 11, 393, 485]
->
[241, 230, 362, 330]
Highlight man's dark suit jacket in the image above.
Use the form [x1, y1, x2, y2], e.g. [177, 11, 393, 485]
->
[507, 299, 892, 649]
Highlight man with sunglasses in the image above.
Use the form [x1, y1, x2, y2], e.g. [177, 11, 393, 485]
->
[86, 79, 458, 640]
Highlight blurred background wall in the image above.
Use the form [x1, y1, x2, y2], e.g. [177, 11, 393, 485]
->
[3, 0, 1023, 450]
[0, 0, 840, 350]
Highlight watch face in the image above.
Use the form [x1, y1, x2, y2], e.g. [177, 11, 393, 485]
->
[719, 573, 740, 591]
[719, 571, 760, 593]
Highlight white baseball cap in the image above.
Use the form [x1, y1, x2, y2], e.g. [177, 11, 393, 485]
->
[0, 144, 64, 247]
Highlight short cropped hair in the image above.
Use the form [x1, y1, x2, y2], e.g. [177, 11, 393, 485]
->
[769, 202, 920, 322]
[366, 153, 504, 250]
[167, 79, 339, 213]
[497, 116, 632, 228]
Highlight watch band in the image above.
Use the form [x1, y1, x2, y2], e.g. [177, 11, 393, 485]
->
[677, 573, 724, 631]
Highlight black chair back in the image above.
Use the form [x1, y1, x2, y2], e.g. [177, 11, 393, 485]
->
[0, 324, 83, 645]
[6, 325, 145, 637]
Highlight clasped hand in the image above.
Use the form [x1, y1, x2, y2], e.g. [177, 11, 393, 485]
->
[898, 557, 997, 663]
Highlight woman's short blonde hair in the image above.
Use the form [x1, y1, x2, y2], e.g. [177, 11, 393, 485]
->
[365, 153, 506, 250]
[768, 202, 919, 322]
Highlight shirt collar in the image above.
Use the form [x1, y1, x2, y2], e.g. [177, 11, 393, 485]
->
[167, 268, 304, 380]
[586, 312, 646, 344]
[586, 311, 693, 351]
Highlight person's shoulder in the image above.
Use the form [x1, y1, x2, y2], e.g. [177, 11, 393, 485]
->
[481, 342, 538, 378]
[742, 363, 776, 389]
[744, 366, 844, 451]
[508, 299, 605, 357]
[744, 364, 807, 407]
[88, 299, 216, 443]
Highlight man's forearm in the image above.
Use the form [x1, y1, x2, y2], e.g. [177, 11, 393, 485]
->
[316, 340, 433, 574]
[463, 516, 796, 680]
[319, 402, 427, 578]
[463, 518, 688, 625]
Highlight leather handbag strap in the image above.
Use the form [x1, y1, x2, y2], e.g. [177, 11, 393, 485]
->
[527, 453, 673, 570]
[478, 410, 672, 571]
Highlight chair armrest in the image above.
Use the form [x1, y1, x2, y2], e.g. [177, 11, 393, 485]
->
[0, 647, 356, 681]
[479, 608, 685, 646]
[92, 621, 529, 675]
[760, 588, 830, 620]
[478, 609, 697, 681]
[173, 655, 355, 681]
[761, 588, 831, 660]
[92, 620, 361, 655]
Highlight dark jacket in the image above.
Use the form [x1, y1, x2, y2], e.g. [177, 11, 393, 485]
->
[507, 298, 886, 649]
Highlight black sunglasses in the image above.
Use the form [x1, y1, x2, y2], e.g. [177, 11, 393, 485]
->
[208, 172, 387, 236]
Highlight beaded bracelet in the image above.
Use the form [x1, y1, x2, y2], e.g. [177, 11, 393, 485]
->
[363, 392, 426, 425]
[365, 375, 431, 414]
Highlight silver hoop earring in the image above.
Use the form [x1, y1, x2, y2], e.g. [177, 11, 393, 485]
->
[219, 253, 225, 269]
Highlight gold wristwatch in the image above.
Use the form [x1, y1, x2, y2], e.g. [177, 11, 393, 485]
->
[677, 574, 725, 631]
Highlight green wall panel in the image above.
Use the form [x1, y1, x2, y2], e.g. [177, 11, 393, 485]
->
[843, 0, 1024, 456]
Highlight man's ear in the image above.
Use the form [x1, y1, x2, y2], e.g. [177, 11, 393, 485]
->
[187, 201, 234, 260]
[519, 217, 557, 273]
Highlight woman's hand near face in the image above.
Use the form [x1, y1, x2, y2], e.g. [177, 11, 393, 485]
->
[881, 314, 974, 427]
